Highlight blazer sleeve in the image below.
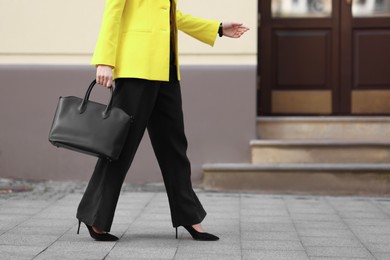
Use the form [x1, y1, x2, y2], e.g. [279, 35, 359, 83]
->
[91, 0, 126, 68]
[176, 10, 220, 47]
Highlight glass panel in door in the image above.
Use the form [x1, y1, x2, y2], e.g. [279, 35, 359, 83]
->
[272, 0, 332, 17]
[352, 0, 390, 17]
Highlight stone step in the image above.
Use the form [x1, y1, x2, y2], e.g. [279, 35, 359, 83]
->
[250, 140, 390, 164]
[257, 116, 390, 141]
[203, 163, 390, 195]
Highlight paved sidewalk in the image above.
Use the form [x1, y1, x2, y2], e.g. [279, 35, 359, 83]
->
[1, 181, 390, 259]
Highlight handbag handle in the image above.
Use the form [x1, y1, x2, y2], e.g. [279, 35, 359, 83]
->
[78, 80, 114, 119]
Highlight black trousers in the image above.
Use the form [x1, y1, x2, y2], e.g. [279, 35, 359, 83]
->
[76, 72, 206, 232]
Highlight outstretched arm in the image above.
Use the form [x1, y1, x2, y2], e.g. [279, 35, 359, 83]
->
[176, 9, 249, 44]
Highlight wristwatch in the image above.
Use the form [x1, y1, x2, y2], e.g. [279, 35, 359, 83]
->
[218, 23, 223, 37]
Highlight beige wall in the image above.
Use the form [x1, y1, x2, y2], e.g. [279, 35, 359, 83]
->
[0, 0, 257, 65]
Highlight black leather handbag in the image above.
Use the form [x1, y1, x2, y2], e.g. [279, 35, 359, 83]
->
[48, 80, 133, 160]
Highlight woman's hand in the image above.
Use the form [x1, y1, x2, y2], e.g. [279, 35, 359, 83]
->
[96, 65, 114, 88]
[222, 22, 249, 38]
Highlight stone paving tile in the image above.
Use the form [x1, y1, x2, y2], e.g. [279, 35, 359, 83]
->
[135, 215, 172, 223]
[120, 232, 176, 242]
[241, 200, 288, 208]
[290, 214, 341, 222]
[115, 236, 179, 248]
[376, 200, 390, 210]
[108, 246, 177, 259]
[242, 249, 309, 260]
[0, 245, 46, 260]
[297, 229, 356, 238]
[286, 204, 334, 213]
[241, 198, 285, 205]
[207, 208, 239, 218]
[242, 240, 305, 251]
[1, 200, 51, 209]
[340, 211, 389, 219]
[366, 243, 390, 253]
[344, 218, 390, 226]
[374, 252, 390, 260]
[6, 225, 71, 236]
[19, 217, 75, 228]
[113, 209, 148, 219]
[0, 233, 59, 246]
[130, 222, 173, 231]
[294, 221, 348, 230]
[177, 240, 240, 253]
[350, 225, 390, 235]
[241, 223, 296, 232]
[173, 252, 241, 260]
[34, 239, 115, 260]
[241, 215, 292, 224]
[0, 215, 30, 230]
[0, 214, 32, 222]
[305, 246, 374, 258]
[209, 217, 239, 226]
[326, 197, 375, 204]
[290, 209, 336, 215]
[357, 233, 390, 244]
[309, 257, 374, 260]
[300, 236, 363, 247]
[0, 206, 43, 215]
[242, 206, 288, 213]
[208, 207, 241, 215]
[242, 231, 300, 241]
[111, 216, 138, 225]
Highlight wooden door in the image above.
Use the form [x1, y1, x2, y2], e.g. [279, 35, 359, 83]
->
[258, 0, 390, 115]
[341, 0, 390, 114]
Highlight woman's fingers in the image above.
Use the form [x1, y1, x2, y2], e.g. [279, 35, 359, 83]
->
[233, 25, 249, 38]
[235, 27, 249, 38]
[96, 65, 113, 88]
[97, 72, 111, 87]
[106, 78, 113, 88]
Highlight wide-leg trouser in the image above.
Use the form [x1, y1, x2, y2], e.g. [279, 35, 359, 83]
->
[76, 77, 206, 232]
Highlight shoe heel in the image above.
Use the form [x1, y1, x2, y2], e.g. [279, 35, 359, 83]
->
[175, 227, 178, 239]
[77, 220, 81, 235]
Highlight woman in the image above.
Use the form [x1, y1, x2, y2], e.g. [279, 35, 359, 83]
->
[76, 0, 249, 241]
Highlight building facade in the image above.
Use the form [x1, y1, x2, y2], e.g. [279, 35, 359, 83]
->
[2, 0, 390, 194]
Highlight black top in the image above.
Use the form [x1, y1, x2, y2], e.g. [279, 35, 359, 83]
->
[169, 0, 177, 81]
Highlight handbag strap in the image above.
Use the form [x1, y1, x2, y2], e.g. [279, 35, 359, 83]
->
[78, 80, 114, 119]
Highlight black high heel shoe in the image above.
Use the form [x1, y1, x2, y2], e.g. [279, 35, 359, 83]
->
[175, 226, 219, 241]
[77, 220, 118, 241]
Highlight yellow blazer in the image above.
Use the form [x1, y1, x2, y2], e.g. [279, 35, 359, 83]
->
[91, 0, 220, 81]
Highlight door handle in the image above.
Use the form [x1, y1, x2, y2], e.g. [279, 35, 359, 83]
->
[346, 0, 353, 5]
